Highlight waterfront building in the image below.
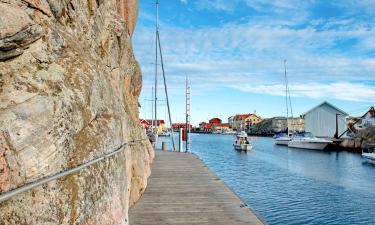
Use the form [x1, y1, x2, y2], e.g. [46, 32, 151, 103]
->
[209, 118, 222, 124]
[270, 117, 287, 132]
[199, 122, 212, 132]
[139, 119, 150, 129]
[287, 117, 305, 135]
[212, 123, 230, 132]
[303, 101, 348, 138]
[172, 123, 193, 131]
[146, 119, 166, 133]
[355, 107, 375, 130]
[228, 116, 234, 128]
[232, 114, 263, 131]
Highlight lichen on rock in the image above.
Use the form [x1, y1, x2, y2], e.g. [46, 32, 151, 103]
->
[0, 0, 153, 224]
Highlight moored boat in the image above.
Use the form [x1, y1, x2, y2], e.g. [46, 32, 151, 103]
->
[233, 131, 252, 151]
[275, 135, 291, 146]
[288, 132, 332, 150]
[222, 130, 237, 135]
[159, 130, 171, 137]
[362, 153, 375, 164]
[362, 144, 375, 164]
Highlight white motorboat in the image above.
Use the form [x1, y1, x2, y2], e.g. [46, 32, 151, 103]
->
[362, 153, 375, 164]
[288, 132, 332, 150]
[275, 135, 291, 146]
[159, 130, 171, 137]
[233, 131, 252, 151]
[222, 130, 237, 135]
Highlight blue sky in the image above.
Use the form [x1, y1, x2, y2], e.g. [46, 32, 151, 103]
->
[133, 0, 375, 126]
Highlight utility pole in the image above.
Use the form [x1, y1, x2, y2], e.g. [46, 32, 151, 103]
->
[186, 75, 191, 153]
[151, 86, 154, 128]
[334, 113, 340, 139]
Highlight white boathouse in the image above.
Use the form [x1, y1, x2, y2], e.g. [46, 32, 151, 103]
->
[303, 101, 348, 138]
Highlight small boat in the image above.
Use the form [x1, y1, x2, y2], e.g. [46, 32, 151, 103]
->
[233, 131, 252, 151]
[362, 153, 375, 164]
[362, 144, 375, 164]
[222, 130, 237, 135]
[159, 130, 171, 137]
[288, 132, 332, 150]
[275, 134, 291, 146]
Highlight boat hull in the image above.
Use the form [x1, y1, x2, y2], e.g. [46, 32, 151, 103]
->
[288, 140, 329, 150]
[275, 138, 291, 146]
[362, 153, 375, 164]
[233, 144, 252, 151]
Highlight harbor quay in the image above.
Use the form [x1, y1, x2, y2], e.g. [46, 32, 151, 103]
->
[178, 102, 375, 153]
[129, 150, 266, 225]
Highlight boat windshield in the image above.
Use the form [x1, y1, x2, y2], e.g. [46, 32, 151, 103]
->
[303, 132, 314, 138]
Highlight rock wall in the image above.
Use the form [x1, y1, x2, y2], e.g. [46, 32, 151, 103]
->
[0, 0, 154, 224]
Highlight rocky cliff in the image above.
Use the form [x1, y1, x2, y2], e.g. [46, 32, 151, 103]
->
[0, 0, 154, 224]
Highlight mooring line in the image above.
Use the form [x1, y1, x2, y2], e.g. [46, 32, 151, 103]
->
[0, 139, 147, 203]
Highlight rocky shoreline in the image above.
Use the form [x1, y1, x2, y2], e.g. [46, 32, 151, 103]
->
[0, 0, 153, 224]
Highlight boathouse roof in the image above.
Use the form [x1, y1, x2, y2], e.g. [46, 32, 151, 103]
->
[303, 101, 348, 117]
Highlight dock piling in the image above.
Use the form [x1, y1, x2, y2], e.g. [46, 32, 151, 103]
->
[179, 128, 183, 152]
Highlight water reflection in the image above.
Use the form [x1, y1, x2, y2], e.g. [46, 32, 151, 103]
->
[157, 134, 375, 225]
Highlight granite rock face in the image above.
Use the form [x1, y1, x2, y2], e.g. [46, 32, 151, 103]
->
[0, 0, 154, 224]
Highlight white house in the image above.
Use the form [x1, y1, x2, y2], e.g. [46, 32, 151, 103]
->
[303, 101, 348, 138]
[228, 116, 234, 128]
[355, 107, 375, 130]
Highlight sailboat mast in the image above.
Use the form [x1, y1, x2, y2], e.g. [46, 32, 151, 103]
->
[287, 76, 293, 118]
[284, 60, 289, 118]
[156, 1, 177, 151]
[154, 0, 159, 130]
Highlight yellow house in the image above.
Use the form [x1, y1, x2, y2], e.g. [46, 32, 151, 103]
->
[212, 123, 230, 132]
[233, 114, 263, 130]
[245, 114, 263, 126]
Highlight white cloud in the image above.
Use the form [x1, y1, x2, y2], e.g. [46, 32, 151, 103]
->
[180, 0, 188, 4]
[194, 0, 240, 12]
[233, 82, 375, 102]
[133, 3, 375, 104]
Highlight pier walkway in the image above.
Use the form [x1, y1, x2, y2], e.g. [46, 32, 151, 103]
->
[129, 151, 266, 225]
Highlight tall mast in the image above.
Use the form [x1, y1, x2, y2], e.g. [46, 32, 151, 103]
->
[156, 1, 177, 151]
[284, 60, 289, 118]
[284, 60, 293, 118]
[154, 0, 159, 130]
[287, 73, 293, 118]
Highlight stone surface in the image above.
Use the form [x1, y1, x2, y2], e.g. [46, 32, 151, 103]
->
[0, 0, 153, 224]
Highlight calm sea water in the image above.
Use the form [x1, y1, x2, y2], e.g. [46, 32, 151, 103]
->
[158, 134, 375, 225]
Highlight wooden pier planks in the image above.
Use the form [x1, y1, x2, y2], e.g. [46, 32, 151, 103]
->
[129, 151, 266, 225]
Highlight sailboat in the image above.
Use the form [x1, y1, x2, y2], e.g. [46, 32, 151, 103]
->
[275, 60, 292, 146]
[147, 0, 176, 151]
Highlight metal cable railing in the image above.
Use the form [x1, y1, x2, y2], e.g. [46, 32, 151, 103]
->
[0, 139, 147, 203]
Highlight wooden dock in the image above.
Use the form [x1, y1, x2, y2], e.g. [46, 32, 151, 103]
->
[129, 151, 266, 225]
